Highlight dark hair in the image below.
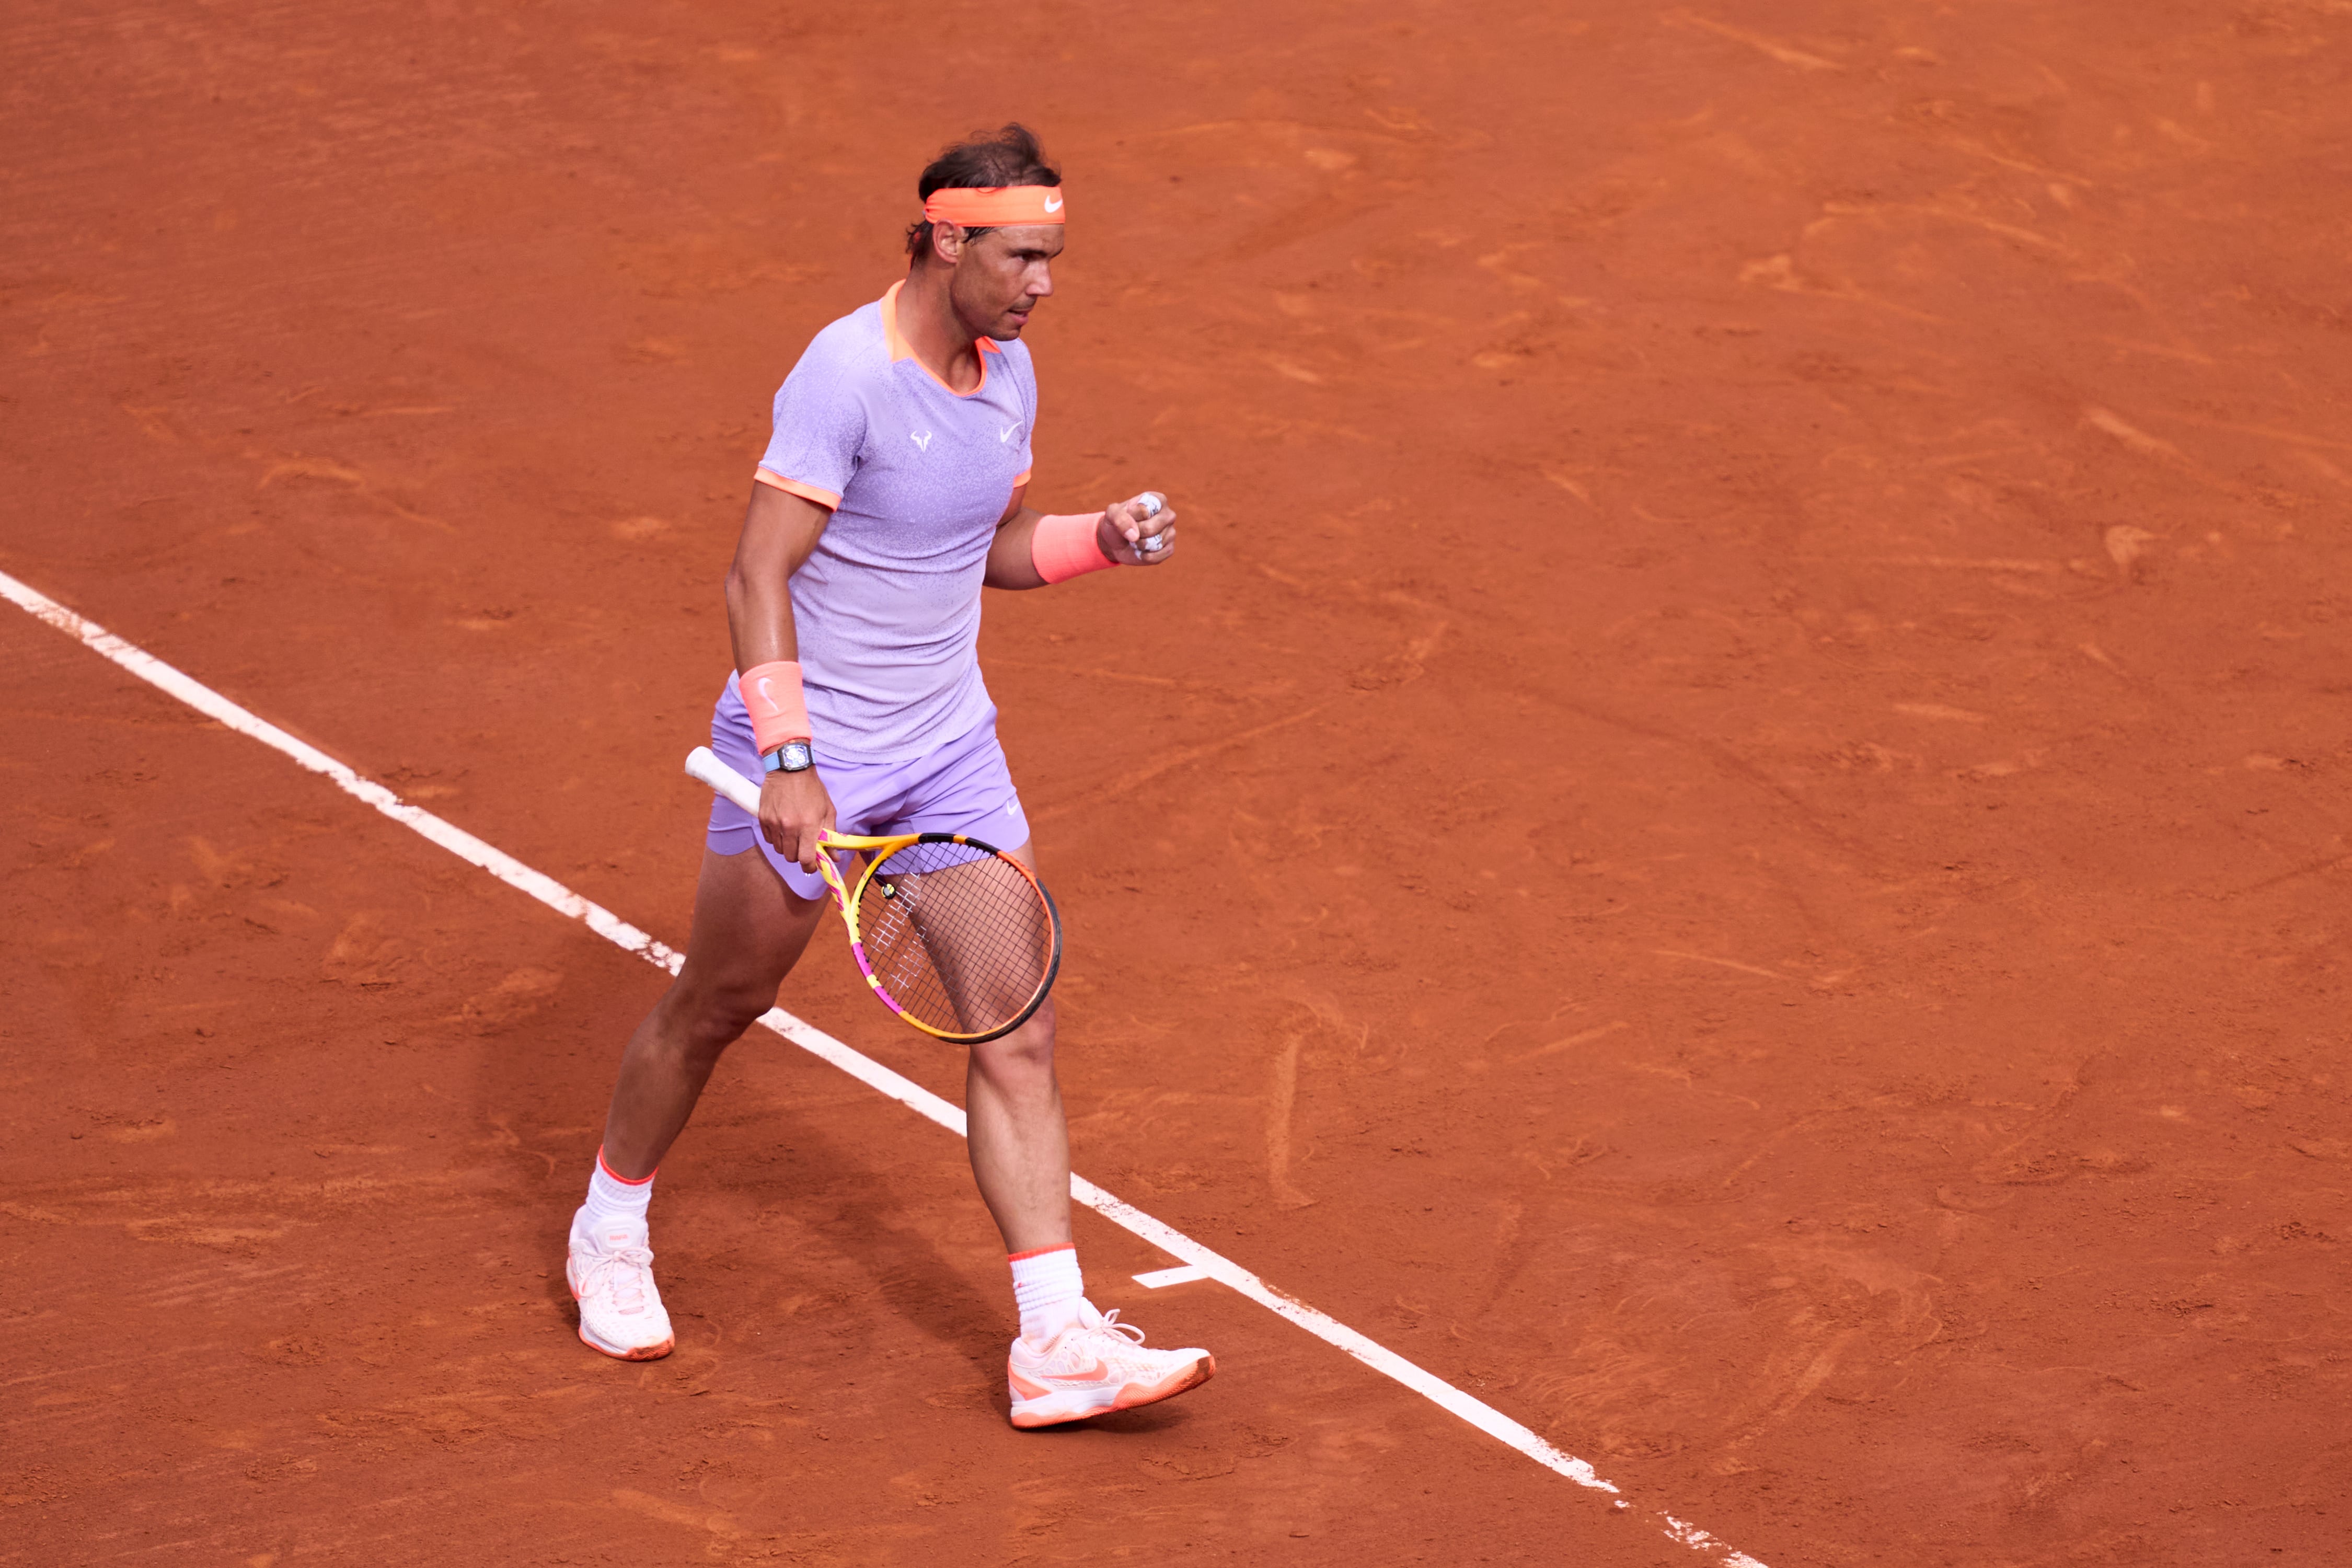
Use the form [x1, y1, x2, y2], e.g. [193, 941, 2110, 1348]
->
[904, 123, 1062, 260]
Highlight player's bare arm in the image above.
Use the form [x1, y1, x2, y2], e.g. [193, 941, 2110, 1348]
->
[722, 482, 837, 872]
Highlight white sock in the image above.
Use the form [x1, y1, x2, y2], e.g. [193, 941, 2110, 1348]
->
[1009, 1244, 1086, 1343]
[578, 1147, 655, 1239]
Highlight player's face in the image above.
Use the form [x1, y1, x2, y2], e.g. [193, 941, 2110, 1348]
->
[952, 224, 1063, 341]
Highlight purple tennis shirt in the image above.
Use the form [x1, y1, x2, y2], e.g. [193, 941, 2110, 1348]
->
[752, 280, 1037, 763]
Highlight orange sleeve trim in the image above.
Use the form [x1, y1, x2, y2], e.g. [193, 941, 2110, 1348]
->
[1011, 469, 1032, 487]
[1006, 1243, 1076, 1263]
[754, 468, 841, 510]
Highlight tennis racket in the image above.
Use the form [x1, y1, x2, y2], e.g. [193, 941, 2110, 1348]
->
[684, 745, 1062, 1044]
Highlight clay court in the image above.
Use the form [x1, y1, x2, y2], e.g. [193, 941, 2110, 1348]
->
[6, 0, 2350, 1562]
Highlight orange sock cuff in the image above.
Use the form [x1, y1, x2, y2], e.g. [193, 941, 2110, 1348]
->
[596, 1146, 656, 1185]
[1006, 1243, 1075, 1264]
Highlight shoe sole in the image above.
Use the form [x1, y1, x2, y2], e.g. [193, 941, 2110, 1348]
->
[568, 1272, 675, 1361]
[577, 1323, 674, 1361]
[1009, 1353, 1216, 1429]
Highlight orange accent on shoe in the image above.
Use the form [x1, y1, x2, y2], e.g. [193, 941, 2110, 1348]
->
[1006, 1352, 1217, 1428]
[1039, 1358, 1110, 1384]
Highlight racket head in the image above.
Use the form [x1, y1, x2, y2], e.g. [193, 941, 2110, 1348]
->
[836, 832, 1062, 1044]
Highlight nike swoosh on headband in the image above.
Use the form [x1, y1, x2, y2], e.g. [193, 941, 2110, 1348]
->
[922, 186, 1068, 226]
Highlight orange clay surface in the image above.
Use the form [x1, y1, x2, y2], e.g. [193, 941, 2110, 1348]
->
[5, 2, 2350, 1563]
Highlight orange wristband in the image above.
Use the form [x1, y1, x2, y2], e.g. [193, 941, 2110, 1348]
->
[1031, 512, 1119, 584]
[741, 660, 810, 753]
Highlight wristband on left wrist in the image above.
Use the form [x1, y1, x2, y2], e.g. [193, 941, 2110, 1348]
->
[741, 659, 811, 753]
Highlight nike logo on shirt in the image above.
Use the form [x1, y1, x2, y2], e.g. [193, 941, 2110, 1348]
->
[999, 422, 1020, 443]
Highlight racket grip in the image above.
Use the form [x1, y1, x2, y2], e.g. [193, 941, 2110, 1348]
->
[684, 745, 762, 814]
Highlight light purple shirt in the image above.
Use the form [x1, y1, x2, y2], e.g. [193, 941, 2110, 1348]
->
[754, 281, 1037, 763]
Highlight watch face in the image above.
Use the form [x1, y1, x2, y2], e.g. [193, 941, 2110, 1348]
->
[781, 742, 812, 770]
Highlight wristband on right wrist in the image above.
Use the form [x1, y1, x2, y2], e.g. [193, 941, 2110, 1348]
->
[1030, 512, 1120, 584]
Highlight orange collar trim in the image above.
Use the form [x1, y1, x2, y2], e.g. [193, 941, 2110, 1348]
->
[880, 281, 996, 396]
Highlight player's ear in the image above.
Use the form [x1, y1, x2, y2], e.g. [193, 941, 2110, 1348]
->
[930, 222, 964, 268]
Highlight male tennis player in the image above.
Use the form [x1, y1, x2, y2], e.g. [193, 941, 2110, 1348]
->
[563, 126, 1213, 1428]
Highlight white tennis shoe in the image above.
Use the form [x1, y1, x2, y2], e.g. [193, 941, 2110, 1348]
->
[566, 1211, 674, 1361]
[1007, 1302, 1214, 1428]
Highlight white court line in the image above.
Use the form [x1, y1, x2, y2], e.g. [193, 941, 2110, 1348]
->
[1, 568, 1767, 1568]
[1134, 1264, 1209, 1289]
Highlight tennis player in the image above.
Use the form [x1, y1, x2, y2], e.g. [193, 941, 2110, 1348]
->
[564, 125, 1214, 1429]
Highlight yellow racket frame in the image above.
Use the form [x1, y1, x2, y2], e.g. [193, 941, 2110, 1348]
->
[683, 745, 1062, 1044]
[809, 829, 1063, 1045]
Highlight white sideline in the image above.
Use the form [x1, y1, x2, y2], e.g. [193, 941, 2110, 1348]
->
[2, 568, 1767, 1568]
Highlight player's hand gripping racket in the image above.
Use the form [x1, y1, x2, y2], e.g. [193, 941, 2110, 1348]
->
[684, 746, 1062, 1044]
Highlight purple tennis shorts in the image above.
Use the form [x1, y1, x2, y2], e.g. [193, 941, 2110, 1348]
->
[704, 672, 1030, 900]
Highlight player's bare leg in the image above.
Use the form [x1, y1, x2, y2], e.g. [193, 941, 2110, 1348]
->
[966, 1004, 1070, 1252]
[568, 846, 823, 1361]
[964, 840, 1075, 1255]
[971, 842, 1215, 1426]
[600, 846, 826, 1175]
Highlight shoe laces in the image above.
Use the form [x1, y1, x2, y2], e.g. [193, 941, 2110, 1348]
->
[1092, 1309, 1147, 1348]
[1052, 1309, 1152, 1371]
[578, 1239, 655, 1309]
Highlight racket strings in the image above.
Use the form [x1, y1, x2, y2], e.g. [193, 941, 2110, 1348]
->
[855, 841, 1053, 1035]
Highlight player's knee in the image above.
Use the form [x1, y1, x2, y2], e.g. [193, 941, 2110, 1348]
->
[973, 1007, 1055, 1079]
[664, 979, 774, 1060]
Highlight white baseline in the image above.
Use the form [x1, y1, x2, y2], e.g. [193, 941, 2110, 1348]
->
[0, 567, 1766, 1568]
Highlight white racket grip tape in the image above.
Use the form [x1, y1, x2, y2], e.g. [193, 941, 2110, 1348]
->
[686, 745, 762, 814]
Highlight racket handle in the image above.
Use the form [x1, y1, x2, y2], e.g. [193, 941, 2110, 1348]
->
[684, 745, 762, 814]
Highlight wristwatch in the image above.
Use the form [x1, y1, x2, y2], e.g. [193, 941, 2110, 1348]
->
[763, 740, 814, 774]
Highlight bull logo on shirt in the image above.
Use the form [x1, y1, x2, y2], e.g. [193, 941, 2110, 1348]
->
[910, 430, 933, 451]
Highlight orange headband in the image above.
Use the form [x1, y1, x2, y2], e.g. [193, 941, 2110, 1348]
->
[922, 186, 1067, 227]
